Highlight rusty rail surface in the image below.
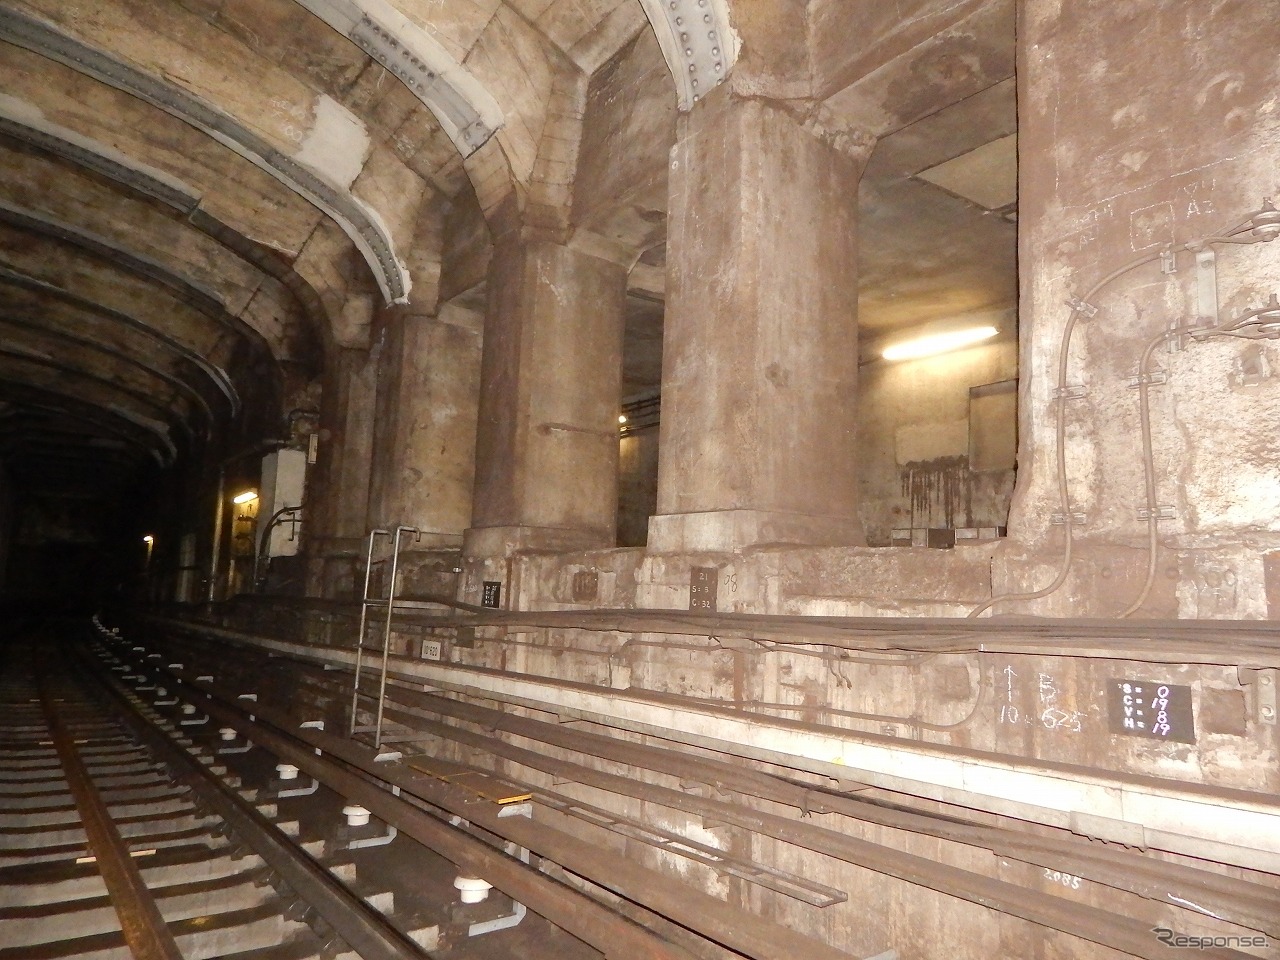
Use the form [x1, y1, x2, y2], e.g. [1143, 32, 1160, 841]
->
[38, 672, 184, 960]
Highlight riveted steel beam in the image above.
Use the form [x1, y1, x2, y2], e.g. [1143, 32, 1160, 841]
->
[636, 0, 738, 111]
[292, 0, 502, 156]
[0, 110, 198, 213]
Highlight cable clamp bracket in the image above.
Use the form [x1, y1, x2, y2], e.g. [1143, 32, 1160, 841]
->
[1127, 370, 1168, 388]
[1066, 296, 1098, 318]
[1054, 384, 1088, 400]
[1137, 505, 1176, 521]
[1050, 512, 1087, 525]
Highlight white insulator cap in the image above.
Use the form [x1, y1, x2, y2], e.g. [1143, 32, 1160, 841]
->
[156, 688, 166, 697]
[453, 876, 493, 904]
[219, 727, 237, 741]
[275, 763, 299, 781]
[181, 703, 196, 715]
[342, 804, 371, 827]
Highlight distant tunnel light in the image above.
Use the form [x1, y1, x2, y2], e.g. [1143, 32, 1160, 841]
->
[232, 490, 258, 504]
[142, 535, 154, 544]
[882, 325, 998, 361]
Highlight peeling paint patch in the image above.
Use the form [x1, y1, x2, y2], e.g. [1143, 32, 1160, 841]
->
[295, 94, 370, 191]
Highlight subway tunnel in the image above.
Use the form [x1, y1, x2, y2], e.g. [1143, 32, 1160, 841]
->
[1, 1, 1279, 958]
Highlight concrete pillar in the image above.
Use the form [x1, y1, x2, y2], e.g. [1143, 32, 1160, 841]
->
[365, 303, 483, 545]
[303, 346, 377, 598]
[648, 89, 869, 553]
[464, 238, 626, 558]
[996, 0, 1280, 617]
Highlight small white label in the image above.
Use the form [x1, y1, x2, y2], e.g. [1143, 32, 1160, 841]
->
[422, 639, 442, 661]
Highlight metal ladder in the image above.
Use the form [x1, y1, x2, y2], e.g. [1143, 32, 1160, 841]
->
[349, 524, 419, 747]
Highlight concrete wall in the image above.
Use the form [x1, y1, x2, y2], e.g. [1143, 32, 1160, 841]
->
[1001, 0, 1280, 618]
[859, 331, 1018, 545]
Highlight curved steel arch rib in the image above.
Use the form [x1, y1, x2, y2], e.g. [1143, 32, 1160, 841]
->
[0, 313, 216, 433]
[634, 0, 738, 111]
[0, 382, 176, 466]
[0, 5, 410, 304]
[0, 347, 188, 442]
[0, 112, 330, 362]
[0, 203, 272, 401]
[0, 264, 240, 417]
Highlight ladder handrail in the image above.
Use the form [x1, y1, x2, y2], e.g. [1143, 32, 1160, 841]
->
[374, 525, 418, 747]
[347, 524, 420, 745]
[348, 528, 390, 734]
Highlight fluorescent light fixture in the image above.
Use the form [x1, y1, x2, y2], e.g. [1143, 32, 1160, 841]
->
[232, 490, 258, 504]
[882, 325, 998, 361]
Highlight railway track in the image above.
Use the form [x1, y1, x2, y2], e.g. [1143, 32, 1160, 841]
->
[8, 616, 1275, 960]
[0, 622, 524, 960]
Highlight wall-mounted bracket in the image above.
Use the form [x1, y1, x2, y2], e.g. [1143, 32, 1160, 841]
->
[1196, 248, 1219, 324]
[1238, 667, 1277, 726]
[1050, 512, 1087, 525]
[1066, 297, 1099, 318]
[1054, 385, 1088, 400]
[1136, 505, 1176, 521]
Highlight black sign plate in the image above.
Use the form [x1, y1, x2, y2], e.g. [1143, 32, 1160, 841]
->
[689, 567, 717, 612]
[481, 581, 502, 609]
[1108, 680, 1195, 743]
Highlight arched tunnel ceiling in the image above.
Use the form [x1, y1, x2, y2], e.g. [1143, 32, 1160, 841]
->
[0, 0, 1015, 502]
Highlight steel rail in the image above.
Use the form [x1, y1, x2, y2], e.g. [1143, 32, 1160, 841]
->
[37, 672, 184, 960]
[365, 672, 1280, 937]
[76, 645, 427, 960]
[152, 617, 1280, 939]
[105, 635, 855, 960]
[92, 634, 703, 960]
[362, 698, 1267, 960]
[207, 597, 1280, 666]
[142, 627, 1273, 960]
[151, 617, 1280, 817]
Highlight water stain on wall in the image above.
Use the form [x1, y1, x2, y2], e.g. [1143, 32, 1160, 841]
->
[901, 455, 972, 529]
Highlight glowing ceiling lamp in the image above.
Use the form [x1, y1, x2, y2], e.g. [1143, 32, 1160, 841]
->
[232, 490, 258, 504]
[882, 325, 998, 362]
